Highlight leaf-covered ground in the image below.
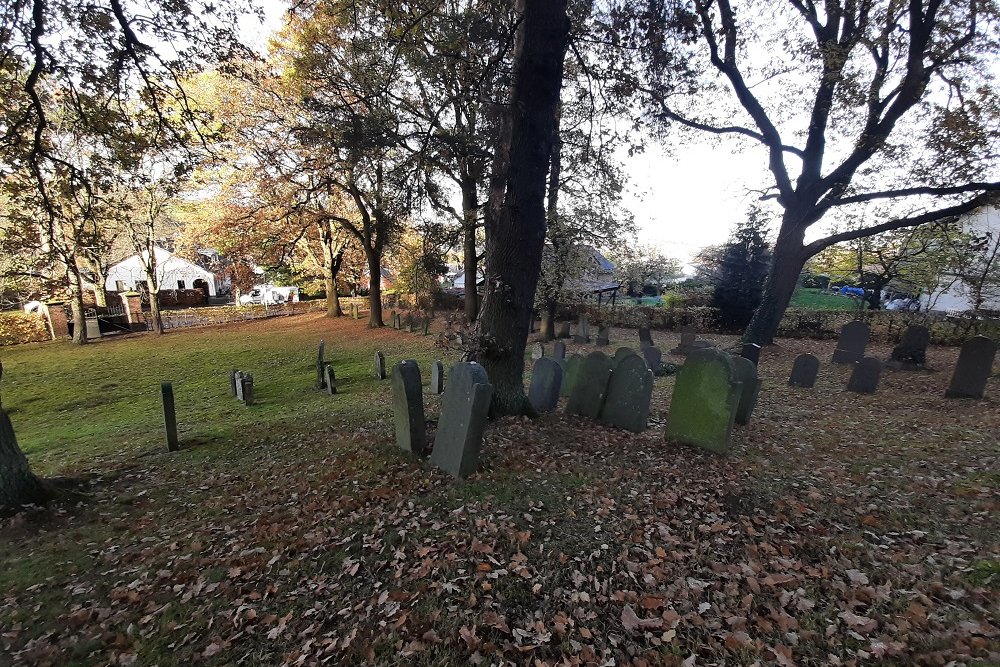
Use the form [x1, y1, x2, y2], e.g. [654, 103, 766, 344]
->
[1, 319, 997, 666]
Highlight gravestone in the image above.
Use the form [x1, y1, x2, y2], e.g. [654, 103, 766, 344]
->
[430, 360, 445, 394]
[350, 303, 360, 319]
[945, 335, 997, 399]
[531, 342, 545, 360]
[161, 382, 179, 452]
[557, 322, 571, 339]
[741, 343, 762, 367]
[316, 339, 326, 389]
[374, 351, 387, 380]
[239, 373, 254, 405]
[638, 326, 654, 349]
[323, 363, 337, 395]
[614, 347, 637, 365]
[566, 352, 614, 419]
[670, 331, 696, 355]
[599, 354, 653, 433]
[528, 357, 563, 413]
[730, 355, 762, 425]
[229, 369, 240, 397]
[788, 353, 820, 388]
[560, 354, 585, 398]
[847, 356, 882, 394]
[887, 325, 930, 369]
[431, 362, 493, 478]
[390, 310, 398, 329]
[234, 371, 245, 401]
[832, 321, 870, 364]
[642, 345, 663, 372]
[391, 360, 426, 455]
[553, 341, 566, 361]
[573, 314, 591, 344]
[665, 349, 742, 454]
[596, 326, 610, 347]
[395, 312, 403, 329]
[540, 313, 553, 341]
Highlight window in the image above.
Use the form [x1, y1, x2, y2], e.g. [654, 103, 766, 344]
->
[177, 280, 186, 289]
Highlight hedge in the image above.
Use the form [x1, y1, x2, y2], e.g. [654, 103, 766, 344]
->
[0, 312, 50, 346]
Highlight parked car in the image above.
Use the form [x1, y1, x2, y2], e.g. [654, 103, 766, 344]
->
[885, 297, 921, 312]
[239, 285, 286, 306]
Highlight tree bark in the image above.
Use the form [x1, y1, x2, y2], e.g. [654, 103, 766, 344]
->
[366, 250, 384, 327]
[148, 286, 164, 335]
[461, 176, 479, 323]
[472, 0, 570, 416]
[0, 409, 48, 512]
[742, 226, 806, 345]
[67, 261, 87, 345]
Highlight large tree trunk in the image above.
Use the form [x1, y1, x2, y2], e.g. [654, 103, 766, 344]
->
[742, 227, 806, 345]
[0, 409, 48, 512]
[473, 0, 570, 416]
[67, 263, 87, 345]
[461, 177, 479, 323]
[147, 280, 165, 335]
[366, 250, 384, 327]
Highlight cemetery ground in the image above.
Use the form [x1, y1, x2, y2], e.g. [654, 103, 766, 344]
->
[1, 315, 997, 666]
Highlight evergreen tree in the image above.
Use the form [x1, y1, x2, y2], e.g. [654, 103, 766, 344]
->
[712, 210, 771, 331]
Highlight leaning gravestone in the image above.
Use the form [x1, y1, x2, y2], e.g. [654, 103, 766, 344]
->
[741, 343, 762, 367]
[638, 326, 654, 348]
[431, 362, 493, 478]
[557, 321, 571, 339]
[430, 360, 445, 394]
[730, 355, 762, 425]
[391, 360, 426, 455]
[887, 325, 930, 369]
[374, 351, 387, 380]
[531, 342, 545, 360]
[945, 335, 997, 399]
[560, 354, 585, 398]
[316, 339, 326, 388]
[553, 341, 567, 361]
[528, 357, 563, 413]
[642, 345, 663, 372]
[323, 364, 337, 395]
[596, 326, 610, 347]
[574, 314, 591, 344]
[847, 356, 882, 394]
[599, 354, 653, 433]
[788, 353, 820, 388]
[566, 352, 614, 419]
[666, 349, 742, 454]
[832, 321, 871, 364]
[161, 382, 179, 452]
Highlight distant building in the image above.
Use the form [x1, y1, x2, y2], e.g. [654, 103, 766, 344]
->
[106, 246, 224, 297]
[921, 205, 1000, 314]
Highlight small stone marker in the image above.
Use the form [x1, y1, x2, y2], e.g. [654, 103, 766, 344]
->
[638, 326, 654, 348]
[560, 354, 585, 398]
[557, 321, 571, 339]
[431, 362, 493, 478]
[531, 342, 545, 360]
[832, 321, 871, 364]
[847, 356, 882, 394]
[528, 357, 563, 413]
[945, 335, 997, 399]
[596, 326, 610, 346]
[642, 345, 663, 372]
[430, 360, 445, 394]
[374, 351, 386, 380]
[599, 354, 653, 432]
[229, 368, 240, 397]
[788, 353, 820, 388]
[391, 360, 426, 455]
[666, 349, 742, 454]
[888, 325, 930, 369]
[741, 343, 762, 367]
[613, 347, 637, 365]
[323, 363, 337, 395]
[573, 314, 591, 344]
[553, 341, 566, 361]
[566, 351, 614, 419]
[316, 339, 326, 388]
[350, 303, 359, 319]
[239, 373, 254, 405]
[730, 355, 762, 425]
[161, 382, 178, 452]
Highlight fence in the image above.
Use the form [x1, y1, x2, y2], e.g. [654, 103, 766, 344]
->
[152, 300, 329, 331]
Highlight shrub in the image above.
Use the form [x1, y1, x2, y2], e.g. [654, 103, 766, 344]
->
[0, 312, 49, 346]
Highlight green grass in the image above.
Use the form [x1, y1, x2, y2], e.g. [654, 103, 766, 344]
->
[0, 313, 449, 475]
[789, 287, 862, 311]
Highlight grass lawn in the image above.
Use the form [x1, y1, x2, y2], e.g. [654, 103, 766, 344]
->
[1, 316, 997, 666]
[790, 287, 863, 311]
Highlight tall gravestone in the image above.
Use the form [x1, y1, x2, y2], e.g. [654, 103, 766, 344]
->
[574, 314, 591, 344]
[229, 369, 240, 397]
[788, 353, 820, 388]
[389, 310, 398, 329]
[350, 303, 360, 319]
[642, 345, 663, 372]
[596, 326, 610, 347]
[730, 355, 762, 425]
[553, 341, 566, 361]
[832, 321, 871, 364]
[531, 342, 545, 360]
[239, 373, 254, 405]
[374, 351, 387, 380]
[391, 360, 426, 455]
[560, 354, 585, 398]
[430, 360, 445, 394]
[847, 356, 882, 394]
[599, 354, 653, 433]
[666, 349, 742, 454]
[323, 364, 337, 395]
[161, 382, 179, 452]
[528, 357, 563, 413]
[945, 335, 997, 399]
[566, 352, 614, 419]
[431, 363, 493, 478]
[316, 339, 326, 389]
[740, 343, 762, 367]
[234, 371, 245, 401]
[638, 327, 654, 349]
[557, 322, 571, 339]
[887, 325, 930, 369]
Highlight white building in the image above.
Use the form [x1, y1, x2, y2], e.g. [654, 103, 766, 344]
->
[920, 205, 1000, 314]
[106, 246, 221, 297]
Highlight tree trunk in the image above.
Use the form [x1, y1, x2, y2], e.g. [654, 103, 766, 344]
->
[0, 409, 48, 512]
[473, 0, 570, 416]
[67, 263, 87, 345]
[366, 251, 384, 327]
[742, 230, 806, 345]
[543, 300, 557, 340]
[148, 283, 165, 335]
[461, 177, 479, 323]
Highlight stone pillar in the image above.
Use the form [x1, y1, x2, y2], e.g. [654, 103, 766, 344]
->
[121, 292, 145, 330]
[42, 301, 70, 339]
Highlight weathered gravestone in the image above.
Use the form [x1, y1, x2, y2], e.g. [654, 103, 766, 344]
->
[945, 335, 997, 399]
[557, 322, 571, 339]
[847, 356, 882, 394]
[395, 313, 404, 330]
[560, 354, 585, 398]
[730, 355, 762, 425]
[741, 343, 762, 367]
[788, 353, 820, 388]
[887, 325, 930, 369]
[316, 340, 326, 389]
[553, 341, 567, 361]
[239, 373, 254, 405]
[430, 360, 445, 394]
[599, 354, 653, 433]
[234, 371, 245, 400]
[566, 352, 614, 419]
[613, 347, 637, 365]
[638, 327, 654, 349]
[528, 357, 563, 413]
[389, 310, 398, 329]
[670, 330, 696, 355]
[161, 382, 179, 452]
[374, 351, 387, 380]
[531, 342, 545, 360]
[322, 364, 337, 395]
[431, 362, 493, 478]
[350, 303, 360, 319]
[574, 314, 591, 344]
[596, 326, 610, 347]
[391, 360, 426, 455]
[642, 345, 663, 372]
[229, 368, 240, 397]
[666, 349, 742, 454]
[832, 321, 870, 364]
